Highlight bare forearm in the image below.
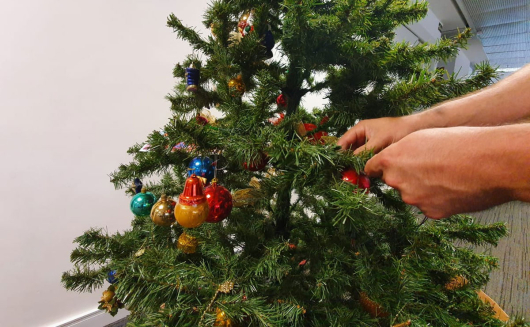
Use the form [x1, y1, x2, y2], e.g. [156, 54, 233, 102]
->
[416, 64, 530, 129]
[487, 123, 530, 203]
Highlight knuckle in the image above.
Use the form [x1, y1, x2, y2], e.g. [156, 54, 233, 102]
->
[401, 194, 415, 206]
[377, 152, 390, 169]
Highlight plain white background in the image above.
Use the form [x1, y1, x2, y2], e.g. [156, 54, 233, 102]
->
[0, 1, 209, 326]
[0, 1, 470, 326]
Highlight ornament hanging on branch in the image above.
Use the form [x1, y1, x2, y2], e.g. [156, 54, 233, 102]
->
[228, 75, 245, 97]
[214, 308, 233, 327]
[98, 285, 124, 316]
[150, 194, 177, 226]
[196, 109, 216, 126]
[243, 152, 268, 171]
[185, 65, 200, 92]
[172, 142, 196, 153]
[228, 31, 243, 46]
[130, 187, 157, 216]
[107, 270, 118, 284]
[276, 94, 287, 107]
[188, 156, 215, 183]
[101, 287, 115, 302]
[174, 174, 209, 228]
[204, 179, 233, 223]
[132, 177, 143, 194]
[232, 188, 261, 207]
[268, 112, 285, 125]
[139, 143, 151, 152]
[341, 169, 370, 192]
[262, 25, 275, 58]
[238, 11, 254, 36]
[177, 232, 198, 254]
[303, 123, 328, 144]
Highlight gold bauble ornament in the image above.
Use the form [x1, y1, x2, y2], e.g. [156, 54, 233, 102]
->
[214, 308, 233, 327]
[228, 75, 245, 96]
[177, 232, 198, 254]
[101, 289, 115, 302]
[174, 174, 209, 228]
[150, 194, 176, 226]
[232, 188, 261, 207]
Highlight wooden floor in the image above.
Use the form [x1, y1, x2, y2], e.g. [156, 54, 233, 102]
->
[469, 201, 530, 317]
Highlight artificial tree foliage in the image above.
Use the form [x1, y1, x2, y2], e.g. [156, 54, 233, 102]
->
[62, 1, 527, 326]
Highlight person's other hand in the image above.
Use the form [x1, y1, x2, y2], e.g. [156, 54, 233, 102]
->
[364, 127, 513, 219]
[337, 116, 423, 154]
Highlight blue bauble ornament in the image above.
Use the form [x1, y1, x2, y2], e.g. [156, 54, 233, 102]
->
[130, 188, 157, 216]
[107, 270, 118, 284]
[187, 156, 215, 183]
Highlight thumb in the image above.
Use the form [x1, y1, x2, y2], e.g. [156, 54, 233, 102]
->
[364, 154, 384, 178]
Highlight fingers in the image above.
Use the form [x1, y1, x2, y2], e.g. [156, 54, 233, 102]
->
[353, 139, 382, 155]
[337, 125, 366, 151]
[364, 154, 384, 178]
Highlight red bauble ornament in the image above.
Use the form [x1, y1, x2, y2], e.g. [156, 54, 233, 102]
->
[342, 169, 370, 192]
[204, 180, 233, 223]
[303, 123, 328, 144]
[243, 153, 268, 171]
[276, 94, 287, 107]
[342, 169, 359, 185]
[304, 123, 317, 133]
[358, 175, 371, 190]
[196, 114, 208, 125]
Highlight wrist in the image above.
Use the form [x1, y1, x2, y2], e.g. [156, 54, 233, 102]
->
[481, 125, 530, 202]
[403, 111, 440, 133]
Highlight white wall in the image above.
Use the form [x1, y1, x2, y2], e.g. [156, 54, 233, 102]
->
[0, 1, 479, 326]
[0, 1, 208, 326]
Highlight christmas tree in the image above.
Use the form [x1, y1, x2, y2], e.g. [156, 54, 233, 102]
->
[62, 1, 526, 326]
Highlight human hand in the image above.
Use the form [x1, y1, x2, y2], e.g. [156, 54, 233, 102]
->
[364, 127, 513, 219]
[337, 115, 423, 154]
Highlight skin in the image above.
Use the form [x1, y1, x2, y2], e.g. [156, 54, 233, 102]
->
[337, 65, 530, 218]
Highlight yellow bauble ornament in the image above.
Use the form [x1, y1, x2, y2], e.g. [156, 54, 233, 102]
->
[177, 232, 198, 254]
[174, 174, 209, 228]
[228, 75, 245, 96]
[150, 194, 176, 226]
[214, 308, 233, 327]
[101, 290, 115, 302]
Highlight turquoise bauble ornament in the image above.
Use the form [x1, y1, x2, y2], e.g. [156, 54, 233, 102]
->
[130, 187, 157, 216]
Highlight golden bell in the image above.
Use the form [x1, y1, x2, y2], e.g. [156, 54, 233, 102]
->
[150, 194, 176, 226]
[177, 232, 198, 254]
[174, 174, 209, 228]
